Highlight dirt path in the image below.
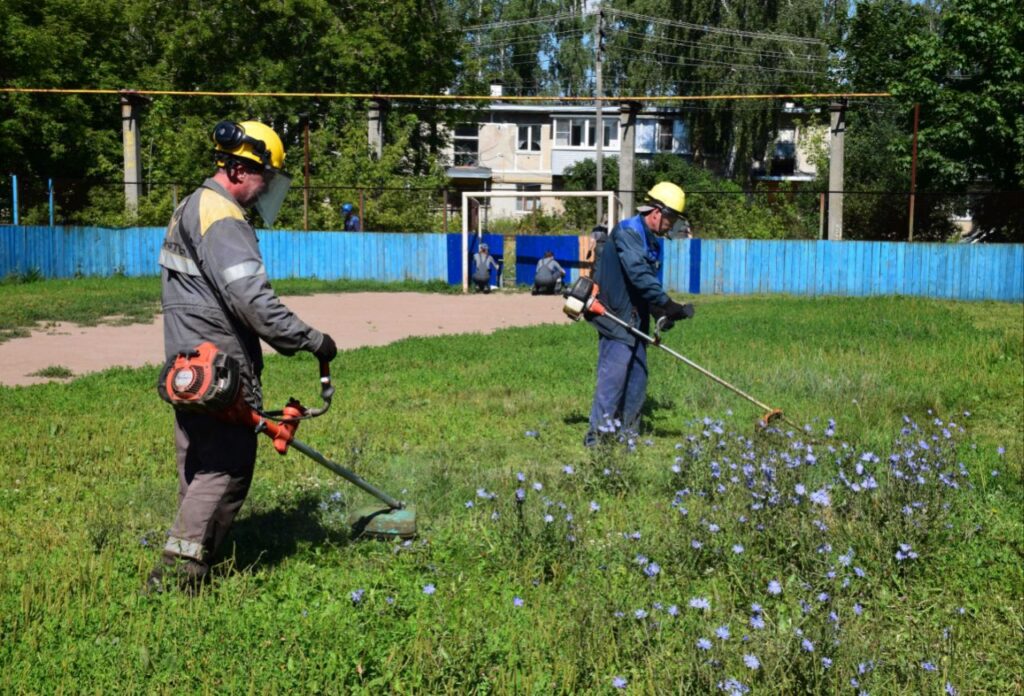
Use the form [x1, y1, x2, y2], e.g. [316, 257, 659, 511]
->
[0, 292, 568, 387]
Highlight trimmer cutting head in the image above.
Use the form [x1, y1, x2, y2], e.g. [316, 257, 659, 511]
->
[349, 504, 418, 540]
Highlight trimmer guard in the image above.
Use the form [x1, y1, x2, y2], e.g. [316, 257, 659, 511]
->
[349, 505, 418, 540]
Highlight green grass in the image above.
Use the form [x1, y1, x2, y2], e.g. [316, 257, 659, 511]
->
[0, 291, 1021, 694]
[0, 276, 459, 344]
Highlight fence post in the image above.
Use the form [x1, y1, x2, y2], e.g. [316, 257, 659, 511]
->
[11, 174, 17, 225]
[48, 178, 54, 226]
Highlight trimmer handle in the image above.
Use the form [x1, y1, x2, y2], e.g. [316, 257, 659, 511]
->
[304, 360, 334, 417]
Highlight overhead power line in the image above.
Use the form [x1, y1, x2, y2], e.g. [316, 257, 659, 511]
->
[607, 8, 827, 46]
[1, 87, 889, 102]
[463, 12, 579, 32]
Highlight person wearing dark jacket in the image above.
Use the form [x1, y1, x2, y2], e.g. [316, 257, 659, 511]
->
[150, 120, 338, 592]
[584, 182, 694, 447]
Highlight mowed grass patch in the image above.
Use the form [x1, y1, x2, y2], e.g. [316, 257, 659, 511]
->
[0, 294, 1020, 694]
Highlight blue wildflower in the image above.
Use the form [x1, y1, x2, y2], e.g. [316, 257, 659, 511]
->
[716, 625, 731, 640]
[822, 657, 833, 669]
[750, 615, 765, 630]
[422, 583, 436, 595]
[590, 500, 600, 512]
[696, 638, 712, 651]
[921, 661, 937, 672]
[635, 609, 648, 619]
[689, 597, 711, 610]
[743, 654, 760, 670]
[513, 596, 524, 607]
[515, 488, 526, 502]
[611, 676, 627, 689]
[732, 544, 745, 554]
[718, 678, 750, 695]
[809, 488, 831, 507]
[644, 562, 661, 578]
[801, 638, 815, 652]
[767, 579, 782, 595]
[350, 589, 365, 604]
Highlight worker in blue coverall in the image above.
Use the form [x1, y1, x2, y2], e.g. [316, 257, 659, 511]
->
[342, 202, 361, 231]
[584, 181, 695, 447]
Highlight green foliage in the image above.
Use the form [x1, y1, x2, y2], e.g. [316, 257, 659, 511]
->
[0, 292, 1020, 692]
[1, 0, 462, 228]
[562, 154, 818, 238]
[844, 0, 1024, 241]
[28, 365, 73, 378]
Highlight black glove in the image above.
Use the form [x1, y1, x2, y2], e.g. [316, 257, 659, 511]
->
[654, 299, 695, 322]
[313, 333, 337, 363]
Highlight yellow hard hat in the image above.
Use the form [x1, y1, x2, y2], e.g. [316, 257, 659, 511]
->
[212, 120, 286, 170]
[646, 181, 685, 215]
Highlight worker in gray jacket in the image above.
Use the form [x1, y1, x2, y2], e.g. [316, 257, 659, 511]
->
[472, 243, 499, 293]
[584, 182, 694, 447]
[532, 250, 566, 295]
[150, 120, 337, 593]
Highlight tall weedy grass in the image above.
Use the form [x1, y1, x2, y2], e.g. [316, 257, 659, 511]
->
[0, 284, 1019, 694]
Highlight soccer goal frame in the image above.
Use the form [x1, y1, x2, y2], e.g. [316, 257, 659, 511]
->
[460, 190, 616, 293]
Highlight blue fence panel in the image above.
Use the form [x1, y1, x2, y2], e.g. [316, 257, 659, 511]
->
[515, 235, 582, 287]
[446, 233, 504, 286]
[2, 226, 1021, 301]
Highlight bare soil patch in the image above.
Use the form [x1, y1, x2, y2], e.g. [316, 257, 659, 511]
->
[0, 292, 567, 387]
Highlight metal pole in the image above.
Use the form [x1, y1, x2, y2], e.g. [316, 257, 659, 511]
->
[461, 192, 469, 293]
[11, 174, 18, 225]
[908, 102, 920, 242]
[827, 100, 846, 241]
[594, 5, 604, 226]
[618, 101, 638, 217]
[48, 178, 54, 226]
[303, 118, 310, 231]
[120, 94, 143, 217]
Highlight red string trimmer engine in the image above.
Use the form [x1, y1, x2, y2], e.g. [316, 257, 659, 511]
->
[157, 342, 416, 539]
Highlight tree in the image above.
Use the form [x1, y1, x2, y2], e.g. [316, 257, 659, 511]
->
[844, 0, 1023, 241]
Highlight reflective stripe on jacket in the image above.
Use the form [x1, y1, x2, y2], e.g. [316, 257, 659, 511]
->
[159, 178, 323, 407]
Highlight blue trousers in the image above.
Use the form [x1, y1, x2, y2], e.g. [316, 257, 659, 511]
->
[588, 337, 648, 435]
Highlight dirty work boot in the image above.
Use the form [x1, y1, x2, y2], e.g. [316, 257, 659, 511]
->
[144, 554, 209, 596]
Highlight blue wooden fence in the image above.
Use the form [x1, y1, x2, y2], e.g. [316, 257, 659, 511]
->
[0, 225, 448, 282]
[1, 225, 1021, 301]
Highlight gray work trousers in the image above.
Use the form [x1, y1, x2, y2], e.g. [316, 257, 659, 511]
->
[163, 411, 257, 564]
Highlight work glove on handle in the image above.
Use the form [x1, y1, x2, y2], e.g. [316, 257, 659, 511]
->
[313, 333, 338, 363]
[654, 299, 695, 322]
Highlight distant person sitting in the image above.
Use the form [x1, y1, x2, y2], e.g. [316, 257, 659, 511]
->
[532, 251, 566, 295]
[472, 243, 499, 293]
[341, 202, 361, 231]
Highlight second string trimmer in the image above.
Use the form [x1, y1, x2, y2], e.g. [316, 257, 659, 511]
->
[563, 277, 797, 429]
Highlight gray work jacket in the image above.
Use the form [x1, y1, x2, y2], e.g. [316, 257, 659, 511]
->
[158, 178, 324, 407]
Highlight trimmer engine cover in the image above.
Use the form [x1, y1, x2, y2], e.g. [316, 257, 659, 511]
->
[563, 276, 597, 321]
[158, 341, 241, 413]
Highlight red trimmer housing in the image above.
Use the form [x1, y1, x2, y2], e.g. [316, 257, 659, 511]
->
[157, 341, 241, 413]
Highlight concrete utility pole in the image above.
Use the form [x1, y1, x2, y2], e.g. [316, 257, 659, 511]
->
[827, 99, 846, 241]
[908, 102, 920, 242]
[594, 5, 605, 226]
[618, 101, 639, 217]
[368, 98, 388, 160]
[120, 92, 146, 217]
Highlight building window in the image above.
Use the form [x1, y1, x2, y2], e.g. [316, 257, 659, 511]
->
[554, 117, 595, 147]
[517, 124, 542, 152]
[658, 119, 674, 151]
[602, 117, 619, 148]
[516, 184, 542, 211]
[454, 124, 479, 166]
